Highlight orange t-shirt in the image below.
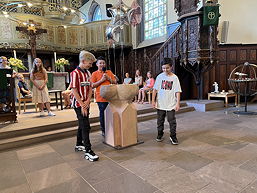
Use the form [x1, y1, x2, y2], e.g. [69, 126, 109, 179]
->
[91, 70, 115, 102]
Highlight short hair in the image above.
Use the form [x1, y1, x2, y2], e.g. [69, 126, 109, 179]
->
[79, 50, 96, 62]
[161, 57, 173, 66]
[96, 56, 105, 63]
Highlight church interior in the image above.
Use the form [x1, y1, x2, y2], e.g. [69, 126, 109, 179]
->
[0, 0, 257, 192]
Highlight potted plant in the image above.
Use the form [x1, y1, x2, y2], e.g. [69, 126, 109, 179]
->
[55, 58, 69, 72]
[8, 58, 27, 72]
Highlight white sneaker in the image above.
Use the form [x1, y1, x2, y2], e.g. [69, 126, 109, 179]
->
[84, 149, 99, 162]
[48, 111, 56, 116]
[39, 111, 45, 117]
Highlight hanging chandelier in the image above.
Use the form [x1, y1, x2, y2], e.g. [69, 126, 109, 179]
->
[0, 0, 86, 25]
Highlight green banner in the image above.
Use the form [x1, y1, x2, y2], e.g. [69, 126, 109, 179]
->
[47, 73, 54, 89]
[203, 6, 219, 26]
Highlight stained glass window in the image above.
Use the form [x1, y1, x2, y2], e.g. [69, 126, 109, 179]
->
[144, 0, 167, 40]
[92, 5, 102, 21]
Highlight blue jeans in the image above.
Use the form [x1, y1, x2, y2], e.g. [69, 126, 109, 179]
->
[97, 102, 109, 134]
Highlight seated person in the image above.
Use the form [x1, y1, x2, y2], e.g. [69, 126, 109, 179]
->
[123, 72, 132, 84]
[137, 71, 155, 104]
[62, 84, 72, 108]
[17, 73, 32, 98]
[47, 66, 52, 72]
[134, 69, 143, 88]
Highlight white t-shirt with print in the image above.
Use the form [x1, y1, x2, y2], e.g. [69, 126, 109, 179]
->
[153, 72, 182, 111]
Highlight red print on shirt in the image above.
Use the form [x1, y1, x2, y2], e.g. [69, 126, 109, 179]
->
[161, 80, 173, 90]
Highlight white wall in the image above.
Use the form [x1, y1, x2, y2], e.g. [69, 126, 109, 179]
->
[218, 0, 257, 44]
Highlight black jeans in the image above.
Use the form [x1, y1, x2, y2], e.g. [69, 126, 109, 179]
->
[157, 109, 177, 137]
[97, 102, 109, 133]
[74, 107, 91, 150]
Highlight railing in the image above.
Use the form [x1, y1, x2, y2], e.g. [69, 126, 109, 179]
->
[150, 26, 181, 75]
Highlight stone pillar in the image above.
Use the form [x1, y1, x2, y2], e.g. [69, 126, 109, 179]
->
[27, 52, 32, 72]
[100, 84, 141, 149]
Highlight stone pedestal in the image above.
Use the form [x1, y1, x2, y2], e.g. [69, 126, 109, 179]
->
[100, 84, 141, 149]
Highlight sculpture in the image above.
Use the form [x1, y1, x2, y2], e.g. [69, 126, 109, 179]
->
[213, 82, 219, 93]
[106, 0, 142, 44]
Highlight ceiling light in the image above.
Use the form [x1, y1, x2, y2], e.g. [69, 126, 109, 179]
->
[79, 19, 85, 24]
[18, 4, 24, 7]
[63, 7, 68, 11]
[3, 11, 8, 15]
[27, 2, 33, 7]
[63, 25, 67, 28]
[70, 9, 75, 13]
[4, 14, 9, 18]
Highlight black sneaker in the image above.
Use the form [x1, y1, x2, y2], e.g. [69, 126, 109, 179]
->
[75, 145, 85, 152]
[84, 149, 99, 162]
[170, 136, 179, 145]
[101, 131, 105, 137]
[156, 133, 164, 142]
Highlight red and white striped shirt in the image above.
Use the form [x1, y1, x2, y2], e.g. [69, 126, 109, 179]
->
[70, 67, 91, 108]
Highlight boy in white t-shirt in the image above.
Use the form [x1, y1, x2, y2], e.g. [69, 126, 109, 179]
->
[152, 58, 182, 145]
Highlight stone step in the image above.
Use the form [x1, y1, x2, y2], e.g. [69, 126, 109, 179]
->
[0, 123, 99, 152]
[1, 102, 189, 140]
[0, 105, 194, 152]
[16, 99, 188, 111]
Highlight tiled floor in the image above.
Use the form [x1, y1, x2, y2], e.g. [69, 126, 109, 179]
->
[1, 105, 257, 193]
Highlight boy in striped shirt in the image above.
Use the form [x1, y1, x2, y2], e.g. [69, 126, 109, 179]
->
[70, 50, 99, 162]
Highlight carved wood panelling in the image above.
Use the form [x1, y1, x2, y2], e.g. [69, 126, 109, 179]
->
[219, 50, 226, 61]
[188, 18, 198, 51]
[0, 18, 13, 39]
[45, 25, 54, 42]
[229, 50, 237, 61]
[57, 26, 66, 45]
[175, 0, 200, 17]
[239, 50, 247, 61]
[250, 49, 256, 61]
[68, 28, 78, 45]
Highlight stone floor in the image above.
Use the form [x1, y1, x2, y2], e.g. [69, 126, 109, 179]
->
[1, 104, 257, 193]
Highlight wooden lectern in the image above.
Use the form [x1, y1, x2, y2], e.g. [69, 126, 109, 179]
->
[100, 84, 142, 149]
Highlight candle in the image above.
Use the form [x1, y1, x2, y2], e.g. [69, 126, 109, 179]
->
[54, 52, 57, 63]
[13, 50, 17, 59]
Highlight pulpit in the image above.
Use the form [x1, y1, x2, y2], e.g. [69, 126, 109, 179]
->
[0, 69, 17, 123]
[100, 84, 142, 149]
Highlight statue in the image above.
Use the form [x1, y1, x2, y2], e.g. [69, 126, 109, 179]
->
[213, 82, 219, 93]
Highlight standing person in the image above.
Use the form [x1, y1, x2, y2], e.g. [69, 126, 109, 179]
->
[152, 58, 182, 145]
[123, 72, 132, 84]
[70, 50, 99, 162]
[91, 56, 117, 136]
[30, 58, 55, 117]
[137, 71, 155, 104]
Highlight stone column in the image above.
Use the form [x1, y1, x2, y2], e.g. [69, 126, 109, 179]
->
[27, 52, 32, 71]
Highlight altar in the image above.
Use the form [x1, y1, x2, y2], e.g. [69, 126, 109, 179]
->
[15, 72, 68, 91]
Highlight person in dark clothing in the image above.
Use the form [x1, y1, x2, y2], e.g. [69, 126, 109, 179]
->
[17, 74, 32, 98]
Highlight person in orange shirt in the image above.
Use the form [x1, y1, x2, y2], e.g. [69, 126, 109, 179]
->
[91, 56, 117, 136]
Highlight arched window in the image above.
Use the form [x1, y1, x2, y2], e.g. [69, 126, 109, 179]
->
[92, 5, 102, 21]
[144, 0, 167, 40]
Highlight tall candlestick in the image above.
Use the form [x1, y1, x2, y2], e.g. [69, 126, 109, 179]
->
[54, 52, 57, 63]
[13, 50, 17, 59]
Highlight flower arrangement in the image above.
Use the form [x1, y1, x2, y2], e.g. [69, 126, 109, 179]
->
[55, 58, 69, 71]
[8, 58, 27, 71]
